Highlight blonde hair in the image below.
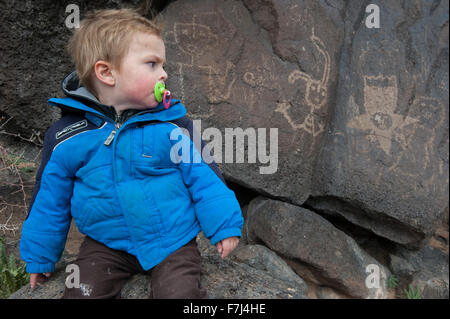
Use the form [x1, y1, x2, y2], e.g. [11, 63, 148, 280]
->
[67, 8, 162, 95]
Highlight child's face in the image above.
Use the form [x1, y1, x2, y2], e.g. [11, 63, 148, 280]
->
[113, 32, 167, 110]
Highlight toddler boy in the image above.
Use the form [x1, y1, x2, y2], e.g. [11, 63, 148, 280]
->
[20, 8, 243, 299]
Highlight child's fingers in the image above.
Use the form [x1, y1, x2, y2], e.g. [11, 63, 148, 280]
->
[221, 239, 238, 259]
[30, 273, 51, 288]
[30, 274, 37, 288]
[30, 273, 44, 288]
[216, 241, 223, 254]
[222, 245, 230, 259]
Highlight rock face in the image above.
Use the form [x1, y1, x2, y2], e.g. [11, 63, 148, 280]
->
[162, 0, 344, 205]
[307, 0, 449, 247]
[160, 0, 449, 248]
[0, 0, 142, 136]
[246, 197, 390, 298]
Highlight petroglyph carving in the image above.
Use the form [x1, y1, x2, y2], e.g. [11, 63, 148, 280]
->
[276, 32, 330, 137]
[346, 74, 448, 187]
[288, 33, 330, 111]
[275, 102, 325, 137]
[347, 75, 419, 156]
[387, 96, 445, 177]
[242, 51, 282, 92]
[170, 12, 238, 112]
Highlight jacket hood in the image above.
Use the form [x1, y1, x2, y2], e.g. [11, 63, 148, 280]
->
[52, 71, 186, 124]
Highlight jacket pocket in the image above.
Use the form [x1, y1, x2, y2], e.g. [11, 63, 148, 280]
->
[132, 124, 162, 166]
[132, 123, 179, 172]
[141, 124, 155, 158]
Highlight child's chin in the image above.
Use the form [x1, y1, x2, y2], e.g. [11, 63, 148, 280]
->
[147, 97, 159, 108]
[143, 99, 159, 109]
[147, 102, 159, 108]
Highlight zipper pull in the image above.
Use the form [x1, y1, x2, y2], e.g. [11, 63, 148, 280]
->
[104, 123, 121, 146]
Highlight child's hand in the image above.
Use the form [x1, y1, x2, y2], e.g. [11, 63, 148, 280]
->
[30, 272, 52, 289]
[215, 236, 239, 259]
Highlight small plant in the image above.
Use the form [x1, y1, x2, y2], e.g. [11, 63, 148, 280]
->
[0, 238, 29, 298]
[387, 274, 399, 288]
[404, 284, 421, 299]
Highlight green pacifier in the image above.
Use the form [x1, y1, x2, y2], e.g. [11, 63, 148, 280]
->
[154, 82, 171, 109]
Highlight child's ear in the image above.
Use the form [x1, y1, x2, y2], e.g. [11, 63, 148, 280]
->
[94, 61, 115, 86]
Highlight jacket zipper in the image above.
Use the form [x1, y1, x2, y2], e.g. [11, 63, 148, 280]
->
[104, 112, 123, 146]
[104, 122, 121, 146]
[103, 111, 144, 146]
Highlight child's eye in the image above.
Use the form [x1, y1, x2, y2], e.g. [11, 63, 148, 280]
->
[147, 62, 155, 67]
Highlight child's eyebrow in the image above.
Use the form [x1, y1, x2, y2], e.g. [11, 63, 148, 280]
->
[145, 55, 166, 63]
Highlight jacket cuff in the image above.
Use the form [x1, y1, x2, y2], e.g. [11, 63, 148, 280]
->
[209, 227, 242, 246]
[26, 262, 55, 274]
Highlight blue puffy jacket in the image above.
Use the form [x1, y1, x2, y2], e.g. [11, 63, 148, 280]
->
[20, 72, 244, 273]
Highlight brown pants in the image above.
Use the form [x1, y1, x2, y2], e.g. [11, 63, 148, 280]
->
[62, 236, 207, 299]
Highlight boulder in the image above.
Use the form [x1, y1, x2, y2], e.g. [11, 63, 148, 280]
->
[315, 286, 350, 299]
[200, 254, 307, 299]
[246, 196, 390, 298]
[229, 244, 308, 294]
[308, 0, 449, 247]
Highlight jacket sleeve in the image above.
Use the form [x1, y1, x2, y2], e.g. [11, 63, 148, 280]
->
[168, 125, 244, 245]
[20, 125, 74, 274]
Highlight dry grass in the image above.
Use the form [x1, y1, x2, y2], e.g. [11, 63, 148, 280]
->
[0, 116, 43, 298]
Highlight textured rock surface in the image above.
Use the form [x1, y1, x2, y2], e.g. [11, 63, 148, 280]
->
[246, 196, 390, 298]
[162, 0, 344, 205]
[308, 0, 449, 247]
[230, 244, 308, 294]
[389, 244, 449, 299]
[0, 0, 142, 136]
[200, 254, 307, 299]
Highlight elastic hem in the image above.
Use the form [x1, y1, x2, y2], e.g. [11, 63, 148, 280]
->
[209, 228, 242, 246]
[26, 262, 55, 274]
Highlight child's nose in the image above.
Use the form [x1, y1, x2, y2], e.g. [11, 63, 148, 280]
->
[160, 69, 168, 81]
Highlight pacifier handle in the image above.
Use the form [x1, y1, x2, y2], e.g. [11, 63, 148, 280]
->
[154, 82, 172, 109]
[163, 90, 171, 109]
